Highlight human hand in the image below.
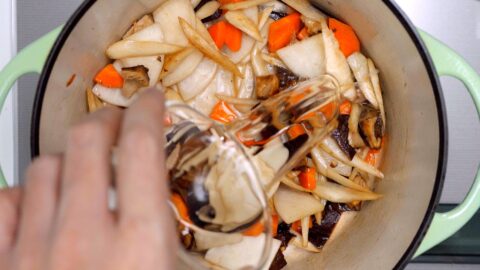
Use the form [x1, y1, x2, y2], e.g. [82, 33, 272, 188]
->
[0, 90, 177, 270]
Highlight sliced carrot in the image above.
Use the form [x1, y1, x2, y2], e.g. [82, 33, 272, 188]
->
[320, 102, 336, 120]
[291, 217, 312, 233]
[287, 124, 306, 140]
[208, 21, 228, 49]
[210, 101, 237, 123]
[164, 115, 172, 126]
[364, 148, 379, 166]
[272, 215, 279, 237]
[219, 0, 243, 4]
[225, 23, 243, 52]
[299, 167, 317, 190]
[297, 27, 309, 41]
[243, 221, 264, 236]
[268, 13, 302, 52]
[339, 100, 352, 115]
[171, 193, 191, 222]
[94, 64, 124, 88]
[240, 138, 271, 147]
[328, 18, 360, 57]
[291, 220, 301, 233]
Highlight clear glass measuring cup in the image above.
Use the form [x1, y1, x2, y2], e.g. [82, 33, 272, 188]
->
[165, 75, 341, 269]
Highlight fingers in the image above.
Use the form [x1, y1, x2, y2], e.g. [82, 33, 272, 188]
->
[58, 107, 123, 224]
[115, 90, 170, 223]
[13, 155, 62, 269]
[0, 188, 21, 253]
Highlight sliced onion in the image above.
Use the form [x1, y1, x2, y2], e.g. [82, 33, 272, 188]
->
[257, 18, 273, 50]
[351, 155, 384, 179]
[347, 52, 379, 108]
[205, 236, 281, 270]
[92, 84, 137, 107]
[222, 0, 273, 10]
[256, 138, 289, 171]
[301, 216, 310, 247]
[161, 47, 196, 79]
[164, 87, 184, 102]
[194, 230, 243, 251]
[321, 137, 350, 161]
[237, 64, 255, 98]
[243, 5, 259, 25]
[86, 87, 104, 112]
[281, 177, 381, 203]
[368, 58, 386, 132]
[180, 18, 242, 77]
[273, 185, 325, 224]
[225, 10, 262, 41]
[262, 53, 287, 69]
[311, 148, 370, 192]
[348, 103, 366, 148]
[320, 139, 384, 179]
[191, 0, 202, 8]
[258, 6, 273, 29]
[178, 57, 217, 100]
[315, 147, 352, 176]
[321, 19, 356, 100]
[290, 235, 322, 253]
[196, 1, 221, 20]
[225, 35, 255, 63]
[215, 69, 235, 97]
[153, 0, 196, 46]
[194, 16, 218, 48]
[125, 23, 164, 42]
[277, 34, 326, 78]
[251, 46, 270, 77]
[188, 78, 219, 116]
[106, 40, 183, 59]
[162, 49, 204, 86]
[314, 180, 381, 203]
[282, 0, 326, 21]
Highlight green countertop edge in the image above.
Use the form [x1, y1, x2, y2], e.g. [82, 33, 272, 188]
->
[0, 26, 63, 188]
[0, 26, 479, 258]
[415, 30, 480, 257]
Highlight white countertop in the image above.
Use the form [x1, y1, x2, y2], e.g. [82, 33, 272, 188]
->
[0, 0, 16, 186]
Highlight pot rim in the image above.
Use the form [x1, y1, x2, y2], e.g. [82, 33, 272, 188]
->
[30, 0, 448, 268]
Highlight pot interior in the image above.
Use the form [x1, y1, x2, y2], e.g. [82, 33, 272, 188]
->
[36, 0, 443, 269]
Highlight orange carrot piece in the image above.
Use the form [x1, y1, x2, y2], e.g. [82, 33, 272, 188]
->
[240, 138, 271, 147]
[291, 218, 312, 234]
[291, 220, 301, 233]
[94, 64, 124, 88]
[268, 13, 302, 52]
[225, 23, 243, 52]
[219, 0, 243, 4]
[210, 101, 237, 123]
[299, 167, 317, 190]
[328, 18, 360, 57]
[208, 21, 228, 49]
[164, 115, 172, 126]
[171, 193, 191, 222]
[272, 215, 279, 237]
[339, 100, 352, 115]
[364, 150, 376, 166]
[287, 124, 306, 140]
[243, 221, 264, 236]
[320, 102, 335, 119]
[297, 27, 309, 40]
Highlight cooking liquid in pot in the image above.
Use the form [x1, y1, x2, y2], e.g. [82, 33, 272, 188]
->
[87, 0, 387, 269]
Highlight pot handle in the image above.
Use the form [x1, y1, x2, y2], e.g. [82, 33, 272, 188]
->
[0, 27, 62, 188]
[415, 30, 480, 256]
